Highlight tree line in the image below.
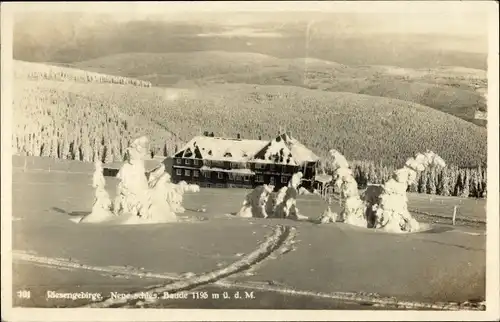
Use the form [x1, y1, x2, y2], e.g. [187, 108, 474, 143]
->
[12, 120, 181, 164]
[326, 160, 487, 198]
[12, 85, 184, 165]
[15, 61, 152, 88]
[12, 117, 487, 199]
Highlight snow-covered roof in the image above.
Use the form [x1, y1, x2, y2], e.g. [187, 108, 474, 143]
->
[176, 136, 268, 162]
[176, 133, 319, 166]
[251, 133, 319, 166]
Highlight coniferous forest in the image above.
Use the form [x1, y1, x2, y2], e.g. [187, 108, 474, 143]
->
[12, 61, 487, 198]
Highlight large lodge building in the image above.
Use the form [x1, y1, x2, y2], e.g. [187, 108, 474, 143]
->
[171, 132, 320, 190]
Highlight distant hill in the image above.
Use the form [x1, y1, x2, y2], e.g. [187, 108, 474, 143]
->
[14, 14, 487, 69]
[72, 51, 488, 126]
[13, 61, 487, 168]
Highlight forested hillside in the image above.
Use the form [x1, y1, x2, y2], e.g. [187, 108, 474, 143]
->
[12, 61, 488, 197]
[72, 52, 488, 126]
[13, 62, 487, 167]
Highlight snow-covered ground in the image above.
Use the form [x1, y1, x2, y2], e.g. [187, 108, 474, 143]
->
[11, 169, 486, 309]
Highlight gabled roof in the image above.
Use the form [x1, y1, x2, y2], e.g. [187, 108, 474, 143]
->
[175, 133, 319, 165]
[175, 136, 267, 162]
[251, 133, 319, 166]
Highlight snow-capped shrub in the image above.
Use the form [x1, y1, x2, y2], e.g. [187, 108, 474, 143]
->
[298, 187, 311, 195]
[371, 150, 447, 233]
[187, 184, 200, 193]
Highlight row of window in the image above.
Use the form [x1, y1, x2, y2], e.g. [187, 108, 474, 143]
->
[176, 158, 243, 168]
[254, 163, 277, 170]
[175, 158, 305, 172]
[174, 169, 289, 184]
[176, 169, 200, 177]
[256, 175, 289, 184]
[228, 173, 251, 181]
[176, 169, 252, 181]
[176, 158, 200, 166]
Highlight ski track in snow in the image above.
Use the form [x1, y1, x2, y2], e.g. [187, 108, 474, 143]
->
[81, 225, 291, 308]
[446, 230, 485, 236]
[13, 224, 484, 311]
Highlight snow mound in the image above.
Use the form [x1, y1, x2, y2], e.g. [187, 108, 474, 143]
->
[317, 149, 447, 233]
[318, 207, 338, 223]
[177, 181, 200, 193]
[236, 184, 274, 218]
[75, 136, 192, 225]
[298, 187, 311, 195]
[78, 160, 115, 224]
[370, 150, 446, 233]
[236, 172, 308, 220]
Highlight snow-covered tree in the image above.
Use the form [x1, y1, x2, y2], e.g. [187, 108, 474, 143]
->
[460, 169, 470, 198]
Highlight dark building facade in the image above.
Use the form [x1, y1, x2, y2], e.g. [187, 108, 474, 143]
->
[171, 133, 320, 190]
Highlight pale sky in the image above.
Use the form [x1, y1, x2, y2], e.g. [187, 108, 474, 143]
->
[8, 1, 491, 37]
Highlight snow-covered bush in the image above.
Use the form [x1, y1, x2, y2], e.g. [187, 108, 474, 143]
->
[272, 172, 308, 220]
[318, 206, 338, 224]
[370, 150, 447, 233]
[235, 172, 308, 220]
[92, 160, 106, 189]
[322, 149, 367, 227]
[148, 164, 166, 188]
[298, 187, 311, 195]
[175, 181, 200, 193]
[236, 184, 274, 218]
[187, 184, 200, 193]
[79, 160, 114, 223]
[82, 136, 182, 224]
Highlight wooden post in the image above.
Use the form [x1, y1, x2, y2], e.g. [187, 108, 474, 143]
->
[452, 205, 458, 226]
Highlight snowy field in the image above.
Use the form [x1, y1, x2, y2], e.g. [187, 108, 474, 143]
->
[11, 166, 486, 309]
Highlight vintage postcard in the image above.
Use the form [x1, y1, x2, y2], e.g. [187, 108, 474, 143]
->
[1, 1, 499, 321]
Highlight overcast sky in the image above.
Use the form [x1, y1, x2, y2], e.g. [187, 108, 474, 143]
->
[8, 1, 491, 37]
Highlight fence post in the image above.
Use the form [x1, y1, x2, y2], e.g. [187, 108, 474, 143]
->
[452, 205, 458, 226]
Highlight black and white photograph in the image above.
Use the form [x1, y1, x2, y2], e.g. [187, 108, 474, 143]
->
[1, 1, 499, 321]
